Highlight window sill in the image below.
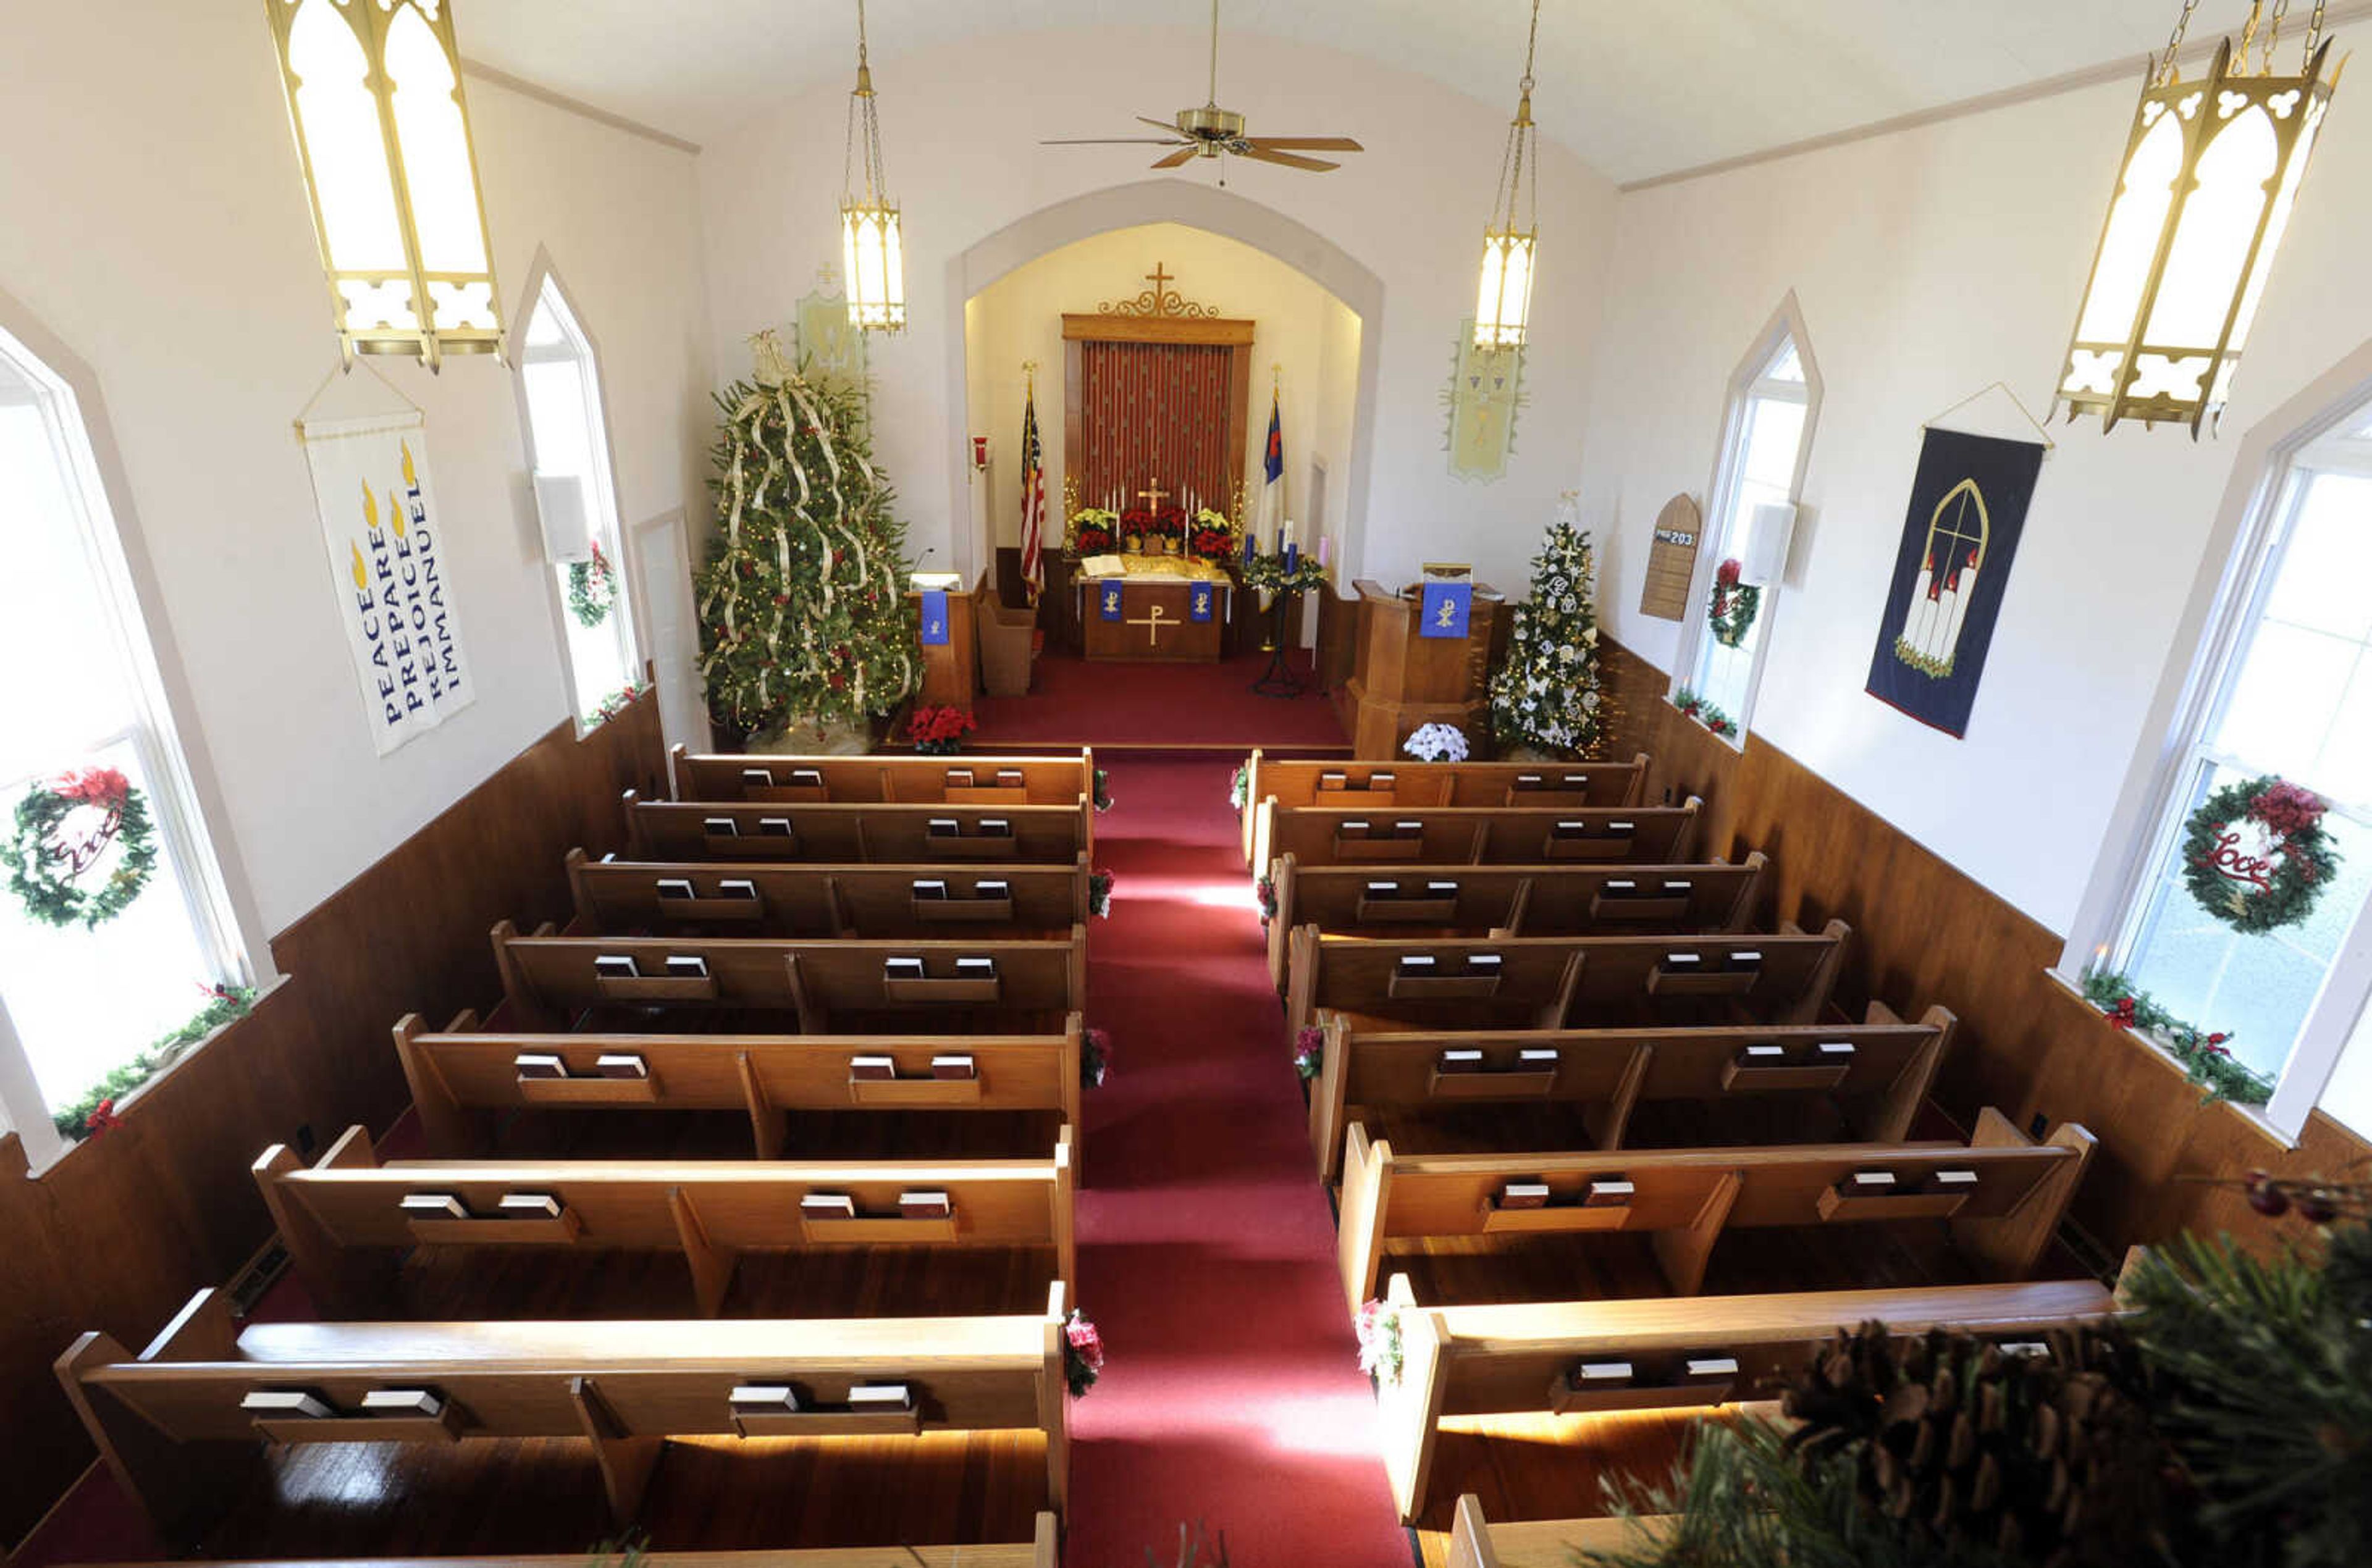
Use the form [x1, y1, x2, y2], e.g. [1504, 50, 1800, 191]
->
[19, 973, 293, 1180]
[1663, 696, 1746, 753]
[2038, 965, 2297, 1152]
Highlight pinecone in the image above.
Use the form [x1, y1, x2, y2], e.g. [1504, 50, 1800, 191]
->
[1781, 1322, 2182, 1568]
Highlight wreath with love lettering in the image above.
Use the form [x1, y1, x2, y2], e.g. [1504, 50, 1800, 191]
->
[1707, 558, 1761, 649]
[2180, 776, 2340, 934]
[4, 768, 159, 930]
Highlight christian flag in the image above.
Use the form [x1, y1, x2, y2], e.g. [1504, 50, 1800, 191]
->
[1018, 385, 1048, 605]
[1256, 389, 1284, 540]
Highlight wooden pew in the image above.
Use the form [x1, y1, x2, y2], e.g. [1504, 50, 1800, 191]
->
[1446, 1496, 1670, 1568]
[255, 1123, 1078, 1316]
[393, 1012, 1084, 1160]
[1241, 750, 1650, 871]
[565, 849, 1090, 937]
[1336, 1108, 2098, 1309]
[56, 1285, 1073, 1539]
[673, 745, 1092, 807]
[1376, 1270, 2119, 1522]
[1303, 1000, 1956, 1181]
[1261, 799, 1699, 874]
[67, 1524, 1062, 1568]
[625, 791, 1093, 865]
[489, 921, 1087, 1033]
[1264, 853, 1766, 989]
[1282, 922, 1853, 1044]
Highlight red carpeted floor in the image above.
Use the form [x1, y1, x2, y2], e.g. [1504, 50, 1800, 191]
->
[1066, 755, 1410, 1567]
[970, 650, 1348, 752]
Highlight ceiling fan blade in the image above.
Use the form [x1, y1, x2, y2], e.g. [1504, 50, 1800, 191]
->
[1150, 146, 1201, 169]
[1041, 136, 1190, 146]
[1137, 115, 1186, 134]
[1243, 136, 1365, 152]
[1237, 146, 1339, 172]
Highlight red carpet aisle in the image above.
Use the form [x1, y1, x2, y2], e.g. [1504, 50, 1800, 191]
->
[1066, 757, 1410, 1567]
[970, 650, 1347, 751]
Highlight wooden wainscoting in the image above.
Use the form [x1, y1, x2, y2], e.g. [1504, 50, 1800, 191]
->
[0, 694, 665, 1549]
[1594, 637, 2372, 1259]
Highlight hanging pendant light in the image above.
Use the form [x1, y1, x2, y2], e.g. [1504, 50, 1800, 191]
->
[264, 0, 504, 371]
[1474, 0, 1542, 352]
[2056, 0, 2338, 435]
[841, 0, 906, 334]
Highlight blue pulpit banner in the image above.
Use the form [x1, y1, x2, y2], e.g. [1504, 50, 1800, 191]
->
[1099, 583, 1124, 621]
[1419, 581, 1473, 639]
[1189, 583, 1215, 623]
[919, 589, 950, 646]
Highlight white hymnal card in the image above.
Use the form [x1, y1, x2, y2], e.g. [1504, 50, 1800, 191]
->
[595, 1054, 648, 1080]
[360, 1389, 444, 1417]
[656, 878, 695, 900]
[513, 1052, 567, 1078]
[242, 1390, 334, 1419]
[498, 1193, 563, 1218]
[400, 1193, 468, 1220]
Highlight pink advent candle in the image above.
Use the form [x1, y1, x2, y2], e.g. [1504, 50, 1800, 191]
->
[1318, 535, 1331, 568]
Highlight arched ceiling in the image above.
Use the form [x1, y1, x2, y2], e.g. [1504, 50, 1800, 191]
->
[457, 1, 2315, 184]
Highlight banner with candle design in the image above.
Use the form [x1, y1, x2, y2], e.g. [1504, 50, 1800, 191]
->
[299, 410, 474, 756]
[1862, 427, 2044, 739]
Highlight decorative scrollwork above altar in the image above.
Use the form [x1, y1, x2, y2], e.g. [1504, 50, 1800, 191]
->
[1098, 261, 1222, 319]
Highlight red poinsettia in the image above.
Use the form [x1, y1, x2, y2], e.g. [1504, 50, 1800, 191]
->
[1074, 524, 1116, 553]
[907, 705, 977, 745]
[53, 767, 130, 808]
[2105, 996, 2139, 1031]
[1188, 527, 1234, 561]
[83, 1097, 123, 1138]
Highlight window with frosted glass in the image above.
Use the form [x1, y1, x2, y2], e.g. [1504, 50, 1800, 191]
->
[1686, 336, 1809, 728]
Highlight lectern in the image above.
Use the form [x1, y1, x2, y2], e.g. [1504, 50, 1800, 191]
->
[906, 581, 978, 710]
[1334, 579, 1500, 758]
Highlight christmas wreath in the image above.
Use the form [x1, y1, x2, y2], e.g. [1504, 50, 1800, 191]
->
[566, 542, 618, 629]
[2181, 776, 2340, 934]
[1239, 555, 1329, 594]
[5, 768, 159, 930]
[1707, 558, 1760, 648]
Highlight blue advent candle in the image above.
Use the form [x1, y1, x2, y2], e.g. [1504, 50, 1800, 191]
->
[1284, 542, 1300, 574]
[1243, 529, 1255, 564]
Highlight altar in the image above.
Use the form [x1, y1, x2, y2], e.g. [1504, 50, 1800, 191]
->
[1078, 557, 1235, 663]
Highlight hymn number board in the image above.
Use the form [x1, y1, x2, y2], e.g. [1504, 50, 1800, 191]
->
[1638, 493, 1704, 621]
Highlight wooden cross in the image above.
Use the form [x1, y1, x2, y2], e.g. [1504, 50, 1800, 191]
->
[1136, 478, 1171, 509]
[1145, 262, 1174, 295]
[1125, 600, 1174, 648]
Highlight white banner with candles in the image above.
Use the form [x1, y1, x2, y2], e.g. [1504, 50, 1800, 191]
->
[297, 409, 474, 756]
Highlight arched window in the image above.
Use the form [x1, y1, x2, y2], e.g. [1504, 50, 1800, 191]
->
[1672, 301, 1821, 740]
[0, 312, 251, 1160]
[515, 267, 641, 726]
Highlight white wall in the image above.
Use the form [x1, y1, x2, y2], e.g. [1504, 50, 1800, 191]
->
[963, 221, 1358, 553]
[697, 25, 1617, 597]
[1579, 23, 2372, 932]
[0, 1, 713, 936]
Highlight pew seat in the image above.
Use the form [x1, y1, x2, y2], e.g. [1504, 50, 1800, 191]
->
[1260, 799, 1699, 873]
[673, 744, 1091, 807]
[565, 850, 1090, 939]
[70, 1525, 1061, 1568]
[626, 792, 1093, 865]
[1240, 750, 1651, 870]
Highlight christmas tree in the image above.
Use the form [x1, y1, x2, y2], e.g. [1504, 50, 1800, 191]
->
[696, 333, 918, 742]
[1488, 495, 1606, 757]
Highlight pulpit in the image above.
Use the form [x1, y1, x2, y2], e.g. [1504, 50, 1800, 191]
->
[906, 581, 979, 708]
[1335, 579, 1501, 758]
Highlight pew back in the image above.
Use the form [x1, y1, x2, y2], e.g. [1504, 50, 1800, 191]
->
[625, 792, 1093, 865]
[565, 850, 1090, 937]
[392, 1012, 1084, 1159]
[1261, 800, 1697, 874]
[1304, 1002, 1956, 1181]
[1242, 751, 1649, 869]
[1283, 922, 1852, 1043]
[674, 747, 1091, 807]
[72, 1526, 1062, 1568]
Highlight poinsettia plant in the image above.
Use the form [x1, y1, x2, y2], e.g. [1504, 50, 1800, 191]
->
[1082, 1026, 1111, 1088]
[906, 704, 976, 755]
[1069, 508, 1120, 555]
[1064, 1309, 1105, 1396]
[1293, 1025, 1323, 1082]
[1355, 1298, 1403, 1385]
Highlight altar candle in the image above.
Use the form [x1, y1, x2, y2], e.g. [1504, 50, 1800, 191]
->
[1284, 541, 1300, 573]
[1243, 527, 1255, 564]
[1318, 535, 1331, 568]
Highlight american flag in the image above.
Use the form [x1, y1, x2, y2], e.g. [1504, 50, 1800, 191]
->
[1018, 385, 1046, 605]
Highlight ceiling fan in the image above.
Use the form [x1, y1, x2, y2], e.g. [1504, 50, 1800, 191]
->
[1040, 0, 1365, 173]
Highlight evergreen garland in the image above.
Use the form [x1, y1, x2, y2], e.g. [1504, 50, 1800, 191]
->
[1489, 498, 1606, 757]
[695, 340, 918, 740]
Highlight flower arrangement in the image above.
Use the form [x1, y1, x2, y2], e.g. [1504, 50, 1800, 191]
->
[1355, 1298, 1403, 1385]
[1292, 1025, 1323, 1082]
[2080, 966, 2268, 1106]
[6, 766, 159, 930]
[52, 982, 258, 1141]
[1093, 767, 1114, 813]
[1187, 508, 1235, 563]
[1088, 868, 1114, 918]
[906, 703, 976, 755]
[1083, 1026, 1111, 1088]
[1229, 762, 1249, 813]
[1707, 556, 1762, 648]
[1068, 507, 1120, 555]
[1121, 504, 1188, 550]
[1255, 875, 1278, 924]
[1063, 1309, 1105, 1396]
[1403, 723, 1470, 763]
[567, 541, 619, 629]
[1239, 554, 1329, 593]
[1672, 685, 1739, 740]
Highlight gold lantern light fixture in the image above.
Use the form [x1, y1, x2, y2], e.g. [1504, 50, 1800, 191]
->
[841, 0, 906, 334]
[2056, 0, 2339, 435]
[1473, 0, 1543, 352]
[264, 0, 504, 370]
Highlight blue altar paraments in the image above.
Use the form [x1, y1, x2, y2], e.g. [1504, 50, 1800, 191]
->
[1100, 583, 1125, 621]
[1189, 582, 1215, 623]
[1419, 580, 1473, 639]
[919, 589, 950, 646]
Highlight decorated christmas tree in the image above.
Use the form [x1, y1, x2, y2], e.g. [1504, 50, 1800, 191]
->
[696, 333, 918, 743]
[1488, 495, 1606, 757]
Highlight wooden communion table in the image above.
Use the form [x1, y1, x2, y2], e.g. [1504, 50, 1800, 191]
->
[1077, 560, 1235, 663]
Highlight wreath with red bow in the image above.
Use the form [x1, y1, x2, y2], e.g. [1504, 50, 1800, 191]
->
[4, 768, 160, 930]
[2180, 776, 2340, 935]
